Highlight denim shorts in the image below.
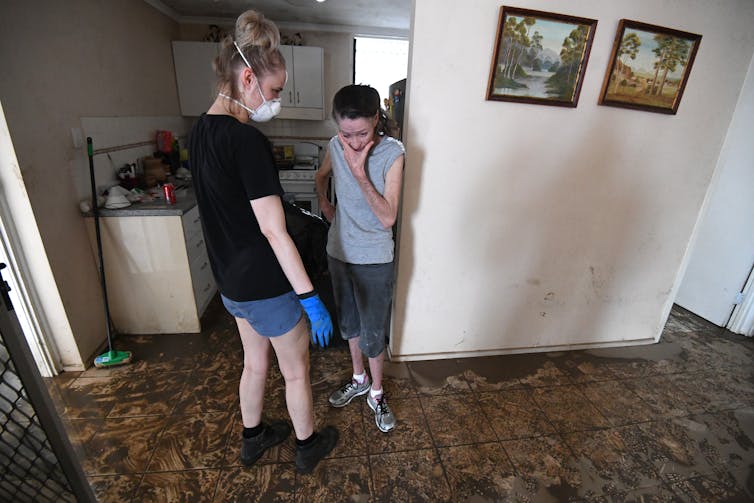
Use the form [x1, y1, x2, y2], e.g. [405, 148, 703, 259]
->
[221, 291, 303, 337]
[327, 255, 395, 358]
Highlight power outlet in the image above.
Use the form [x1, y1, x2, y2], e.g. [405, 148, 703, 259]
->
[70, 128, 83, 149]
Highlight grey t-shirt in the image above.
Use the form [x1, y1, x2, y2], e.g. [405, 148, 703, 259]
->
[326, 135, 405, 264]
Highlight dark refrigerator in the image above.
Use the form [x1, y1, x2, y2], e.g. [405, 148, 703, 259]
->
[388, 78, 406, 141]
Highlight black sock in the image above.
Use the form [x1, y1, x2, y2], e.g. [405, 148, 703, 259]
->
[296, 431, 318, 447]
[243, 423, 264, 438]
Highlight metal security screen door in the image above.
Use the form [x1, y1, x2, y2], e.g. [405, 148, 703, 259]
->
[0, 263, 95, 502]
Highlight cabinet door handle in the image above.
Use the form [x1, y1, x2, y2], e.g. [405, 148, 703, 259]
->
[203, 284, 211, 293]
[289, 91, 293, 103]
[193, 217, 200, 225]
[200, 262, 208, 270]
[196, 239, 204, 248]
[296, 91, 300, 104]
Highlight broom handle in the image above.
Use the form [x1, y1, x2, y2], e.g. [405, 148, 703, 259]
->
[87, 137, 114, 351]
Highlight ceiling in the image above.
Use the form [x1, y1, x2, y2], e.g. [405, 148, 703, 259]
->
[147, 0, 412, 34]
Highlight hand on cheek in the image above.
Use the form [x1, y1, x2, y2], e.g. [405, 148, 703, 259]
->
[338, 132, 373, 178]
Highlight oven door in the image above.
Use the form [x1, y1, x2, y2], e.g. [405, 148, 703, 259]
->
[281, 185, 319, 216]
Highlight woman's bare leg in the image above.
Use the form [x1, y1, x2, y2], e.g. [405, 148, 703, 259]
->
[348, 337, 365, 376]
[235, 317, 271, 427]
[368, 351, 385, 392]
[270, 316, 315, 440]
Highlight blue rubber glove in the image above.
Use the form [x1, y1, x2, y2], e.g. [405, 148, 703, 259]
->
[299, 293, 333, 348]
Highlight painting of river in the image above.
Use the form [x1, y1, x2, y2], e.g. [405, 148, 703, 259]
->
[502, 69, 556, 97]
[487, 7, 597, 107]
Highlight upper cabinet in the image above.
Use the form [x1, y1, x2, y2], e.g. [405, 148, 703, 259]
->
[172, 41, 220, 117]
[278, 45, 325, 120]
[171, 42, 324, 120]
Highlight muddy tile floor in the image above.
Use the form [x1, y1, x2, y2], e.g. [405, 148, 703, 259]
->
[48, 298, 754, 502]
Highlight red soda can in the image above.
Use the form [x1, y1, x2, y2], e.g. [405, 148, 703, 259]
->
[163, 183, 176, 204]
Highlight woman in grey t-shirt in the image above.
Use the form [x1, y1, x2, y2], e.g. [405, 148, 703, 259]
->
[315, 85, 405, 433]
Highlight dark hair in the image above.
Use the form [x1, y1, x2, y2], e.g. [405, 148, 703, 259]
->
[213, 10, 285, 100]
[332, 84, 398, 137]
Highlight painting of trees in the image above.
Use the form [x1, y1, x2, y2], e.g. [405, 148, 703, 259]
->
[487, 7, 597, 107]
[647, 35, 691, 96]
[599, 20, 701, 114]
[546, 25, 591, 99]
[611, 32, 641, 92]
[495, 16, 536, 89]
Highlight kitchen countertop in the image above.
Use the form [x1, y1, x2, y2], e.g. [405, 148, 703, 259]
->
[85, 182, 197, 217]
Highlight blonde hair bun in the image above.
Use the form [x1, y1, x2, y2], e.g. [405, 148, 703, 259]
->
[213, 9, 284, 102]
[235, 10, 280, 51]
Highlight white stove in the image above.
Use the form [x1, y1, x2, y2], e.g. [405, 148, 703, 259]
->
[274, 141, 323, 215]
[278, 169, 316, 181]
[279, 169, 318, 214]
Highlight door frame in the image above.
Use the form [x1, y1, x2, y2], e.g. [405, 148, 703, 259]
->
[727, 263, 754, 336]
[0, 100, 61, 376]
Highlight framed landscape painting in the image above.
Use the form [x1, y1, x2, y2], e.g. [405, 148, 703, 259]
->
[486, 6, 597, 107]
[599, 20, 702, 114]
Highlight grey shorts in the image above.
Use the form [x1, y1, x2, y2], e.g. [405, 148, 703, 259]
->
[221, 291, 303, 337]
[327, 255, 394, 358]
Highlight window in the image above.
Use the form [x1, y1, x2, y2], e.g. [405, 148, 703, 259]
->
[354, 36, 409, 106]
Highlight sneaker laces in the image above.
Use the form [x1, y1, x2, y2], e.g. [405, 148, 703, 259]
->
[374, 395, 390, 415]
[344, 379, 360, 393]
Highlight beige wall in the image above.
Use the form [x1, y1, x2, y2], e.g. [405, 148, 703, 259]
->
[391, 0, 754, 359]
[0, 0, 180, 369]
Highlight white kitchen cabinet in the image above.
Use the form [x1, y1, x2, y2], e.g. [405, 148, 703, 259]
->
[171, 41, 324, 119]
[278, 45, 325, 120]
[172, 41, 220, 117]
[85, 205, 216, 334]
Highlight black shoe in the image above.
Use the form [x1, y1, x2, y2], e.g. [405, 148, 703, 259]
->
[240, 421, 292, 467]
[295, 426, 339, 474]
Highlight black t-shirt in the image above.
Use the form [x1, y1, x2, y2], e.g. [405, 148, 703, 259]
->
[189, 114, 290, 301]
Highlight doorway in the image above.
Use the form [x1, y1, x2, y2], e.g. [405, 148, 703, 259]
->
[353, 36, 409, 106]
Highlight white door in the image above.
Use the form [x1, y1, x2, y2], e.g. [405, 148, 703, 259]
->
[675, 53, 754, 332]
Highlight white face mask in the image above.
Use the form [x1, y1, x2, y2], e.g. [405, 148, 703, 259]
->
[219, 84, 281, 123]
[220, 42, 282, 123]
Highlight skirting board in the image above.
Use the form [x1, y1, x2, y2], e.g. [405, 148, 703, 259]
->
[387, 336, 658, 362]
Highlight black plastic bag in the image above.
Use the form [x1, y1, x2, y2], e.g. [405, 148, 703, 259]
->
[283, 201, 329, 280]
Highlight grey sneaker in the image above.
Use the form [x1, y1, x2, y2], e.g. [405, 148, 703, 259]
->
[328, 376, 370, 407]
[367, 393, 396, 433]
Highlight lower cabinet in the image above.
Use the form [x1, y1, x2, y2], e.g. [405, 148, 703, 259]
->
[85, 206, 216, 334]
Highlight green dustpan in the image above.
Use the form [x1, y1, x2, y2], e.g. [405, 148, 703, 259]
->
[94, 350, 133, 368]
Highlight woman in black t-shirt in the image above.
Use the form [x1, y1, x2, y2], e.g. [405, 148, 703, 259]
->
[188, 10, 337, 474]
